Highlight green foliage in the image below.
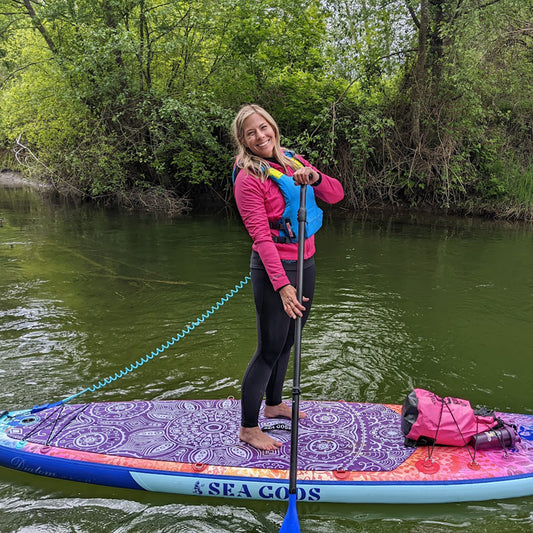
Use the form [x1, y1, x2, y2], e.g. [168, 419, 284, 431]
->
[502, 158, 533, 206]
[141, 95, 234, 186]
[0, 0, 531, 217]
[0, 0, 331, 203]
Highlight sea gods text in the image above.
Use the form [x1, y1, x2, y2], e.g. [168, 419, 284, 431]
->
[193, 480, 321, 501]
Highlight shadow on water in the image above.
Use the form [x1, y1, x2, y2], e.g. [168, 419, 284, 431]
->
[1, 186, 532, 531]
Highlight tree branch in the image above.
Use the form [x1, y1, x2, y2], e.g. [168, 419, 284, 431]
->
[406, 2, 420, 29]
[22, 0, 58, 54]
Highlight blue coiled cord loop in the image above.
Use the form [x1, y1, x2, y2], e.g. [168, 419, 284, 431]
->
[30, 274, 251, 413]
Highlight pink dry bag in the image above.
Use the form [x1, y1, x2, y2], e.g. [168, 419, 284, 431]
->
[401, 389, 500, 447]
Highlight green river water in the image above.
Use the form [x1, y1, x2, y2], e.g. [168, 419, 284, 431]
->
[0, 183, 532, 532]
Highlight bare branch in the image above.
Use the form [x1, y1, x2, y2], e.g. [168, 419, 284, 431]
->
[406, 2, 420, 29]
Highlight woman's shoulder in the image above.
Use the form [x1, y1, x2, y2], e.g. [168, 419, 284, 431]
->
[234, 167, 267, 193]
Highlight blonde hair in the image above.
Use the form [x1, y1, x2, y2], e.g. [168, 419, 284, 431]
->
[232, 104, 299, 180]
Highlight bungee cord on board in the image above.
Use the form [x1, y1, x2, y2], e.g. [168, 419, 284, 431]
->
[29, 274, 251, 414]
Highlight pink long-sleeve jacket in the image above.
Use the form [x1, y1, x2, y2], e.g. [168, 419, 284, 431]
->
[234, 155, 344, 291]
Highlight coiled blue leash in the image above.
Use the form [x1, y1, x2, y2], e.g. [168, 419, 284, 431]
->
[30, 274, 251, 414]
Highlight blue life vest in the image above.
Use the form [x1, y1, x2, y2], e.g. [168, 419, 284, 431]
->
[233, 152, 323, 244]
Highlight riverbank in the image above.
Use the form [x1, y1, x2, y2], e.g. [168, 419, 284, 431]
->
[0, 170, 53, 191]
[0, 170, 190, 216]
[3, 169, 532, 222]
[0, 171, 28, 188]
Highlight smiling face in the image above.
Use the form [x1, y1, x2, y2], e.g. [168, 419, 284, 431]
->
[242, 113, 277, 159]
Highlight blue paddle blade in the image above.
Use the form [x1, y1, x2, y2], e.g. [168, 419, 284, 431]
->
[279, 493, 300, 533]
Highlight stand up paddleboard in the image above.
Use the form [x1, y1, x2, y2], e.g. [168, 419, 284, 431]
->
[1, 398, 532, 503]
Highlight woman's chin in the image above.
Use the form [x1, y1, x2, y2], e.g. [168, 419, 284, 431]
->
[252, 143, 274, 158]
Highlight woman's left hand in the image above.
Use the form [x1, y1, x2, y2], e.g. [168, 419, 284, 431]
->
[292, 167, 319, 186]
[279, 284, 308, 319]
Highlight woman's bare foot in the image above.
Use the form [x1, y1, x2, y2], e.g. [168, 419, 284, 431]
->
[239, 426, 282, 451]
[264, 402, 306, 420]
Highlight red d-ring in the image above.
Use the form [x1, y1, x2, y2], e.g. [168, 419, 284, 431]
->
[333, 469, 349, 479]
[415, 459, 440, 474]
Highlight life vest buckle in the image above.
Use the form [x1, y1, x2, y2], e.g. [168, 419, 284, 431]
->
[282, 218, 295, 240]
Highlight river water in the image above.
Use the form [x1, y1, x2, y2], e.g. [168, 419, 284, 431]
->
[1, 184, 532, 532]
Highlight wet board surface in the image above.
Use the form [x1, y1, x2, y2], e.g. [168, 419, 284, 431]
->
[1, 399, 533, 504]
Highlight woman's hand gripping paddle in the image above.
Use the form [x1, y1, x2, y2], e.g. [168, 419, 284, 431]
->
[279, 184, 307, 533]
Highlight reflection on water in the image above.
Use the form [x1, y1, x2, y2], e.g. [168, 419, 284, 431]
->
[1, 186, 532, 531]
[303, 286, 415, 403]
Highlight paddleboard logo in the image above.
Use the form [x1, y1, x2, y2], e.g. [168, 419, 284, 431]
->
[257, 485, 321, 501]
[194, 480, 252, 498]
[192, 480, 321, 501]
[10, 456, 57, 478]
[193, 481, 206, 496]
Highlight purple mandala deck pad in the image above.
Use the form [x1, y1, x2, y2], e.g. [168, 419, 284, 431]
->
[8, 399, 414, 472]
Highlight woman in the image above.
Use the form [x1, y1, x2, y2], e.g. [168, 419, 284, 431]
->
[232, 104, 344, 451]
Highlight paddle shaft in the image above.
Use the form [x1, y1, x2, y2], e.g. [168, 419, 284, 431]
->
[288, 184, 307, 494]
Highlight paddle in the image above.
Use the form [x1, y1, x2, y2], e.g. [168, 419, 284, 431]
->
[279, 184, 307, 533]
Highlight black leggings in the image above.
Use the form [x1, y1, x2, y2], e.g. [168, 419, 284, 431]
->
[241, 253, 316, 428]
